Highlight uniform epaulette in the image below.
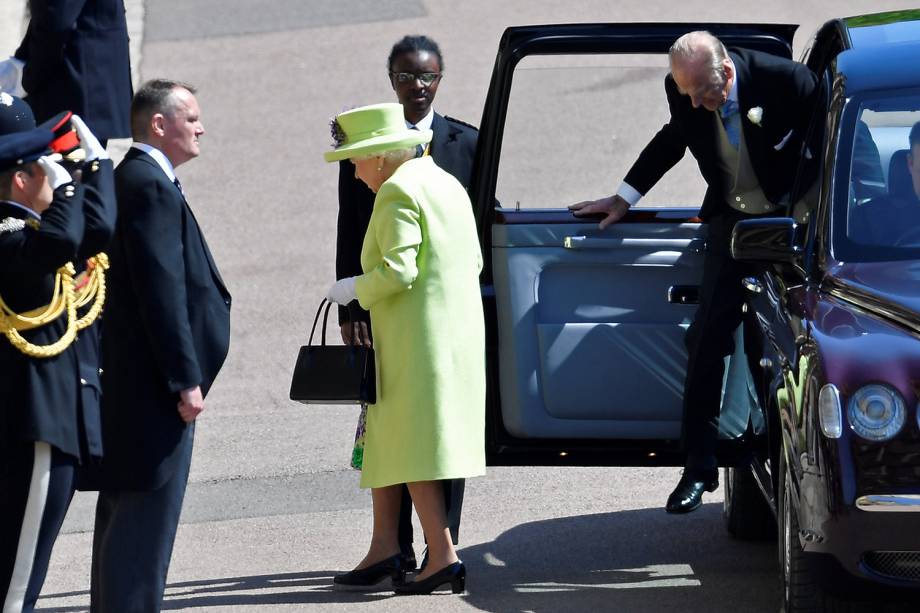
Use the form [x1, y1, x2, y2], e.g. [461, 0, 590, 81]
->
[0, 217, 26, 235]
[444, 115, 479, 132]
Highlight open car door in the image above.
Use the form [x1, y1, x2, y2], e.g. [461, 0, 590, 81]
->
[472, 23, 798, 466]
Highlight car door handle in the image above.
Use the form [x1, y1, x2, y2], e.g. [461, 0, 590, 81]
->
[564, 236, 707, 251]
[668, 285, 699, 304]
[742, 277, 764, 294]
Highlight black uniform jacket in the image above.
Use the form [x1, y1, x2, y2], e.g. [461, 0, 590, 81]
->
[335, 112, 478, 324]
[623, 48, 818, 221]
[0, 159, 116, 459]
[15, 0, 132, 141]
[97, 148, 231, 490]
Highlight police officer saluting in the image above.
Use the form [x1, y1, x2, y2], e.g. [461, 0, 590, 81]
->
[0, 93, 114, 613]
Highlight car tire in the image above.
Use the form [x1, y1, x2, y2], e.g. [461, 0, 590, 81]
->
[779, 455, 857, 613]
[723, 465, 776, 541]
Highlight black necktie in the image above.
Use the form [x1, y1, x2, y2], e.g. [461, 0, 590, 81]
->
[173, 176, 185, 197]
[410, 125, 425, 158]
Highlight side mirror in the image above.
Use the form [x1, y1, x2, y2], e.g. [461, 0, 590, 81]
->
[731, 217, 802, 264]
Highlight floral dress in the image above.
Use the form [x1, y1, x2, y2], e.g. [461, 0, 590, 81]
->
[350, 403, 367, 470]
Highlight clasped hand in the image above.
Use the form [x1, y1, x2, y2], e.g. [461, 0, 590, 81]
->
[568, 195, 630, 230]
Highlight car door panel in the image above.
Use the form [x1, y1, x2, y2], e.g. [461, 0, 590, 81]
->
[492, 213, 704, 439]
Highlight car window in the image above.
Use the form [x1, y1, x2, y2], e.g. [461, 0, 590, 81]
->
[495, 53, 706, 210]
[837, 94, 920, 261]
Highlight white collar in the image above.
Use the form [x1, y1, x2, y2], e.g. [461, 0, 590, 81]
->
[0, 199, 41, 220]
[132, 142, 177, 182]
[406, 108, 434, 132]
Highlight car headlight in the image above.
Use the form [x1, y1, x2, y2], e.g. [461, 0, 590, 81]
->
[847, 384, 906, 442]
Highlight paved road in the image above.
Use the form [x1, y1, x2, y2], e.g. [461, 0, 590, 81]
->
[6, 1, 911, 611]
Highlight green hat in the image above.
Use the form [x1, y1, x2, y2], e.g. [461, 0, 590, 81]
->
[324, 103, 432, 162]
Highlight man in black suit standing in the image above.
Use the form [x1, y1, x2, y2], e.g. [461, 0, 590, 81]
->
[571, 31, 817, 514]
[0, 94, 115, 612]
[7, 0, 133, 145]
[335, 35, 477, 575]
[90, 79, 231, 612]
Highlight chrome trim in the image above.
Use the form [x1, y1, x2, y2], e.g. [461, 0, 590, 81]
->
[856, 495, 920, 511]
[825, 280, 920, 338]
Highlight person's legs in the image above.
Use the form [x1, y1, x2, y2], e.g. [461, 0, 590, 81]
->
[90, 425, 194, 613]
[355, 485, 402, 569]
[406, 480, 457, 581]
[2, 442, 75, 613]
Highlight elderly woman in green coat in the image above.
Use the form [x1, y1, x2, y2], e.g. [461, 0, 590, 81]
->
[324, 103, 485, 595]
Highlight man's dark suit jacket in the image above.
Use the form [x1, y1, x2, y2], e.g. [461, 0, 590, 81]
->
[335, 112, 478, 324]
[15, 0, 132, 141]
[98, 148, 231, 490]
[624, 48, 818, 221]
[0, 159, 115, 459]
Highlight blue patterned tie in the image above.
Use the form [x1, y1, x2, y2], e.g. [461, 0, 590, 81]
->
[720, 98, 740, 149]
[410, 125, 425, 157]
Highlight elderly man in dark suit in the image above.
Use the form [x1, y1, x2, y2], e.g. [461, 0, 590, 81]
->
[0, 95, 115, 613]
[335, 35, 477, 577]
[90, 79, 231, 613]
[571, 31, 818, 514]
[10, 0, 133, 145]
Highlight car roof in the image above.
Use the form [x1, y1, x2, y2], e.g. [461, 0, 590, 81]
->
[836, 10, 920, 95]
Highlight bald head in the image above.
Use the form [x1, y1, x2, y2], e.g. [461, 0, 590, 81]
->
[669, 31, 734, 112]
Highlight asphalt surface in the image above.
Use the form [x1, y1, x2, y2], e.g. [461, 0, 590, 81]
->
[0, 1, 915, 611]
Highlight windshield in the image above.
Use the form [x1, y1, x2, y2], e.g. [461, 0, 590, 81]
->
[837, 93, 920, 261]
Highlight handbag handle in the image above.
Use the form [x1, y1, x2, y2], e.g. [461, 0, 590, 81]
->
[308, 299, 365, 347]
[308, 299, 333, 347]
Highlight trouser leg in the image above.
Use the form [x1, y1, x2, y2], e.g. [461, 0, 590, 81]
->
[443, 479, 465, 545]
[682, 217, 754, 479]
[396, 485, 413, 551]
[90, 425, 194, 613]
[1, 442, 76, 613]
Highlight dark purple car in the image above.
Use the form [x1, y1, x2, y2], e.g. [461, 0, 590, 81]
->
[472, 9, 920, 612]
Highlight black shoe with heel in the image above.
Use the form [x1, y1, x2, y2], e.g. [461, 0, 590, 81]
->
[393, 560, 466, 595]
[332, 553, 407, 591]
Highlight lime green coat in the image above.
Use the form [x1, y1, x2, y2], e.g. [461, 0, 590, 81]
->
[354, 156, 485, 489]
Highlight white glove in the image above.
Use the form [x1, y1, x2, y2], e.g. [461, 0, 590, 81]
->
[0, 57, 25, 97]
[37, 156, 73, 190]
[326, 277, 358, 305]
[70, 114, 109, 160]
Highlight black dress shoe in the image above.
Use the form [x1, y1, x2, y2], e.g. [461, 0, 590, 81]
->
[393, 560, 466, 595]
[400, 545, 417, 572]
[332, 554, 407, 591]
[665, 473, 719, 514]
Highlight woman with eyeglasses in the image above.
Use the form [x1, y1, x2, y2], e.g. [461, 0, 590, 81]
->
[333, 34, 479, 584]
[325, 102, 485, 595]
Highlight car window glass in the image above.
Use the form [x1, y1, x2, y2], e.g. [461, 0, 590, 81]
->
[838, 96, 920, 261]
[495, 53, 706, 210]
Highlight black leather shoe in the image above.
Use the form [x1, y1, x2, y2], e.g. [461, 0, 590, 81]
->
[393, 560, 466, 595]
[665, 473, 719, 514]
[400, 545, 417, 572]
[333, 554, 407, 591]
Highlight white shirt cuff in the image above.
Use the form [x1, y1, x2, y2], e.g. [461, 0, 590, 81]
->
[616, 182, 642, 207]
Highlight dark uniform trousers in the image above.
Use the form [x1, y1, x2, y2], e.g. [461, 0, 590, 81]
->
[1, 443, 76, 612]
[681, 211, 763, 479]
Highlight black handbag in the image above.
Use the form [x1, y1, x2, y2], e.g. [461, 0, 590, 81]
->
[289, 299, 376, 404]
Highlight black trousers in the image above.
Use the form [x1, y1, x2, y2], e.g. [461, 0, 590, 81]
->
[397, 478, 466, 550]
[682, 212, 761, 479]
[1, 441, 76, 613]
[90, 423, 194, 613]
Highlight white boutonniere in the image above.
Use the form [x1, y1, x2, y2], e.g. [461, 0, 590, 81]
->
[747, 106, 764, 127]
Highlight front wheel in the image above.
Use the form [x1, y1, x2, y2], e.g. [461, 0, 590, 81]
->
[778, 455, 857, 613]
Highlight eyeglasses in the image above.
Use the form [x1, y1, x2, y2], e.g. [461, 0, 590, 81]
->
[389, 72, 441, 86]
